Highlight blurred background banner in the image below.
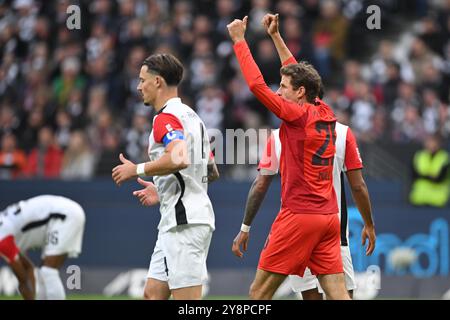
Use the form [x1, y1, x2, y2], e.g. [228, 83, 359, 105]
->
[1, 179, 449, 299]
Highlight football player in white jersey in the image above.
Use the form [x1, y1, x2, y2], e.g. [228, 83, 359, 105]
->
[112, 53, 219, 300]
[231, 13, 376, 300]
[0, 195, 85, 300]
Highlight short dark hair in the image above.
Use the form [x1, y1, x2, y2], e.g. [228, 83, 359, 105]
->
[280, 61, 322, 103]
[142, 53, 184, 86]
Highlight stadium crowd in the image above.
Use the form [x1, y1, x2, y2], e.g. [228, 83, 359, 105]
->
[0, 0, 449, 180]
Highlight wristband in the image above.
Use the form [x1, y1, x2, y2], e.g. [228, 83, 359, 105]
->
[241, 224, 251, 232]
[136, 163, 146, 177]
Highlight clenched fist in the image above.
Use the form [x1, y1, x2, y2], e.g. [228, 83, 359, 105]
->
[227, 16, 248, 44]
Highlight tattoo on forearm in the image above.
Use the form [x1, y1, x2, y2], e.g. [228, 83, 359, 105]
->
[243, 182, 267, 226]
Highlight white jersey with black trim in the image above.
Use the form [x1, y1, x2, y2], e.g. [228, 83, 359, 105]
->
[0, 195, 84, 244]
[271, 122, 350, 244]
[148, 98, 215, 232]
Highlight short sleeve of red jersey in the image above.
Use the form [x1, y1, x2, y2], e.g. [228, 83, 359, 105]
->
[258, 133, 279, 175]
[344, 128, 363, 171]
[153, 113, 184, 144]
[0, 235, 20, 264]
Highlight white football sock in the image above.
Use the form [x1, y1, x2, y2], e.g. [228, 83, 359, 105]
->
[35, 268, 47, 300]
[39, 266, 66, 300]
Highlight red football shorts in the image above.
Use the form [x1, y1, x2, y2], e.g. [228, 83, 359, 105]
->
[0, 235, 20, 264]
[258, 207, 343, 276]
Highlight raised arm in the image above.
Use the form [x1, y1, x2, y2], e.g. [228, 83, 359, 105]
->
[262, 13, 297, 66]
[227, 17, 303, 122]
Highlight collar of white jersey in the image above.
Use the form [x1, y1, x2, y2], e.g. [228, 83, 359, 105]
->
[157, 97, 181, 114]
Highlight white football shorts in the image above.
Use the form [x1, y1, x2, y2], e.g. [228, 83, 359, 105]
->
[147, 224, 213, 290]
[41, 204, 85, 258]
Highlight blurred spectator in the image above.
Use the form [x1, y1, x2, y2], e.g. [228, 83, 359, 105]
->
[196, 86, 225, 131]
[66, 88, 84, 126]
[124, 110, 151, 164]
[85, 21, 112, 62]
[215, 0, 237, 38]
[439, 102, 450, 139]
[410, 134, 450, 207]
[382, 60, 402, 107]
[350, 82, 377, 142]
[0, 104, 20, 136]
[369, 40, 396, 85]
[416, 14, 446, 56]
[22, 69, 50, 113]
[19, 108, 45, 152]
[0, 132, 26, 179]
[118, 18, 147, 59]
[86, 85, 108, 123]
[408, 37, 443, 85]
[422, 88, 441, 135]
[421, 60, 446, 98]
[324, 87, 350, 115]
[391, 82, 421, 130]
[372, 109, 388, 142]
[248, 0, 270, 34]
[55, 109, 72, 149]
[112, 45, 146, 114]
[255, 39, 279, 85]
[188, 37, 217, 93]
[87, 108, 122, 154]
[13, 0, 37, 44]
[281, 15, 314, 65]
[52, 56, 85, 108]
[275, 0, 303, 22]
[0, 53, 20, 100]
[95, 129, 121, 177]
[313, 0, 349, 80]
[61, 130, 96, 180]
[342, 60, 362, 101]
[85, 54, 111, 95]
[392, 105, 426, 143]
[24, 126, 63, 178]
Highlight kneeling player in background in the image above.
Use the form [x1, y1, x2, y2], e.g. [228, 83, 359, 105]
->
[0, 195, 86, 300]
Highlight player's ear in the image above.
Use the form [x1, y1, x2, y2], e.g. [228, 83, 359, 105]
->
[155, 75, 164, 88]
[297, 86, 306, 101]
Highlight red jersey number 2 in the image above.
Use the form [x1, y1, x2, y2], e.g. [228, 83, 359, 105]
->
[312, 121, 336, 166]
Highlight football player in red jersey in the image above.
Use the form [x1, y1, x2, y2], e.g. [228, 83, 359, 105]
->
[228, 15, 350, 300]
